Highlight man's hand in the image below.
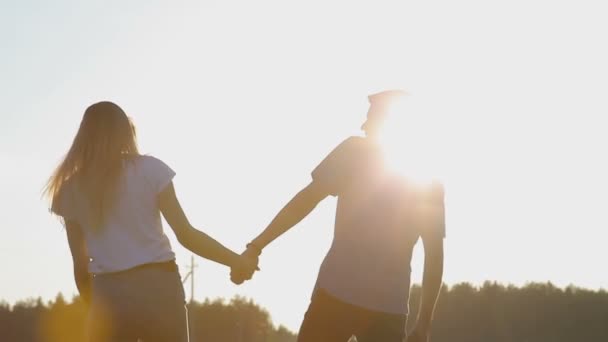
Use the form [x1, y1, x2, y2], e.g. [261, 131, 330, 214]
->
[230, 247, 260, 285]
[407, 325, 430, 342]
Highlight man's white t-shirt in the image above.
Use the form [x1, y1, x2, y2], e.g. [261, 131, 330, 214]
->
[53, 155, 176, 274]
[312, 136, 445, 315]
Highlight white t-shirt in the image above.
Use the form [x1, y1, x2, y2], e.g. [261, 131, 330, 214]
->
[53, 155, 176, 274]
[312, 136, 445, 315]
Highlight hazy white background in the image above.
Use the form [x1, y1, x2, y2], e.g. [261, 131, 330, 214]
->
[1, 0, 607, 331]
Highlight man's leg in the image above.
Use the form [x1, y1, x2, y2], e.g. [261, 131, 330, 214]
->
[297, 289, 358, 342]
[356, 311, 407, 342]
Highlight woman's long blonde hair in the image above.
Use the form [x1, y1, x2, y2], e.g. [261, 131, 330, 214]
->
[44, 101, 139, 229]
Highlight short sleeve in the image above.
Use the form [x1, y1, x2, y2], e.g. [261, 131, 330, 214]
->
[311, 137, 359, 196]
[143, 156, 176, 194]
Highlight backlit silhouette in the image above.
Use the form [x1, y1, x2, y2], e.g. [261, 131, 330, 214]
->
[45, 102, 257, 341]
[232, 90, 446, 342]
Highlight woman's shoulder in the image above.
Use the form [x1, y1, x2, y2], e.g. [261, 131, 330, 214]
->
[128, 154, 168, 167]
[125, 154, 171, 175]
[130, 154, 174, 179]
[135, 154, 164, 164]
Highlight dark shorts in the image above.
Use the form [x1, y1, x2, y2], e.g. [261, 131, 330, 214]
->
[297, 288, 407, 342]
[88, 261, 188, 342]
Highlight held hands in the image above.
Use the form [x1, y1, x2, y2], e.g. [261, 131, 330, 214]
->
[230, 245, 261, 285]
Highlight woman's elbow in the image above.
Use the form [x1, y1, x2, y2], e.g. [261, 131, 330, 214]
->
[175, 225, 195, 247]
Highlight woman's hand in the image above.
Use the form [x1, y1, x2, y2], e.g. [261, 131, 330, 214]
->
[65, 220, 92, 306]
[75, 269, 92, 306]
[230, 248, 260, 285]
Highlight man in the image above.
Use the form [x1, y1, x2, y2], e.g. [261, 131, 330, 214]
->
[233, 90, 445, 342]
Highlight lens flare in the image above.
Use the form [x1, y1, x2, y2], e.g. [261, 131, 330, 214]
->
[379, 105, 445, 186]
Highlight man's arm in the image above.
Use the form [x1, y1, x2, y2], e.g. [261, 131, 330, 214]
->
[248, 137, 355, 250]
[414, 234, 444, 334]
[231, 180, 329, 284]
[65, 221, 92, 305]
[409, 184, 445, 342]
[233, 138, 354, 284]
[248, 180, 329, 251]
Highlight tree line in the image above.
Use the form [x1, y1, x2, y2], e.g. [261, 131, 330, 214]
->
[412, 282, 608, 342]
[1, 282, 607, 341]
[0, 295, 296, 342]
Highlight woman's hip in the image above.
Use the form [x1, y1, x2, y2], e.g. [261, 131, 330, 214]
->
[88, 261, 188, 341]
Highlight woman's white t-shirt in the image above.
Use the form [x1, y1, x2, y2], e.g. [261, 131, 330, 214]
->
[53, 155, 176, 274]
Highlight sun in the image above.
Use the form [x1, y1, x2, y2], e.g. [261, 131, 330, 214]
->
[379, 104, 447, 186]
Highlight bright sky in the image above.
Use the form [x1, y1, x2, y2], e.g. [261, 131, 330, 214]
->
[1, 0, 607, 332]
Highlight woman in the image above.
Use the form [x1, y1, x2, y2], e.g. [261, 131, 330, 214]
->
[44, 101, 257, 341]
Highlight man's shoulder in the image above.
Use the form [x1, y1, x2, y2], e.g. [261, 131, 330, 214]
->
[342, 135, 365, 145]
[333, 136, 366, 154]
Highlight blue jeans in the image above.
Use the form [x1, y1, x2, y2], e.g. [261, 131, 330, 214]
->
[88, 261, 188, 342]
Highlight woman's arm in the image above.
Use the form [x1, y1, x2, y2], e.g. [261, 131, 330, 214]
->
[159, 181, 255, 274]
[65, 221, 92, 304]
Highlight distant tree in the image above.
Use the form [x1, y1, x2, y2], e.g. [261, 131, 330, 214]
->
[427, 282, 608, 342]
[188, 296, 278, 342]
[269, 325, 298, 342]
[38, 294, 87, 342]
[0, 294, 296, 342]
[1, 283, 607, 342]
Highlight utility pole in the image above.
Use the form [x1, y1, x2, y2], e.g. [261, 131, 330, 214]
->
[190, 254, 195, 304]
[182, 255, 197, 342]
[182, 254, 198, 304]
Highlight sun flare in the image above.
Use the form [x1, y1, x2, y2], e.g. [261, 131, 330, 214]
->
[379, 104, 446, 186]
